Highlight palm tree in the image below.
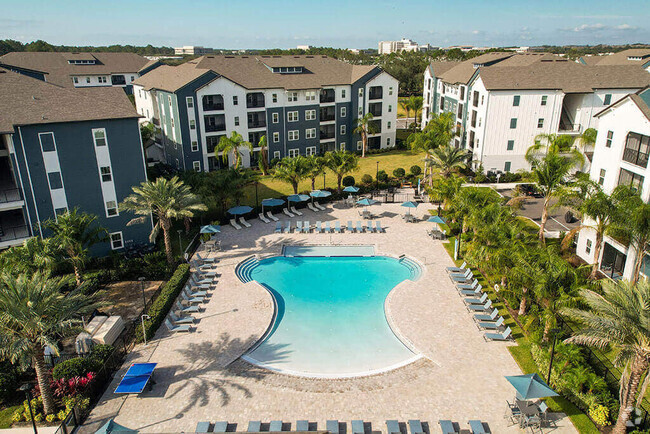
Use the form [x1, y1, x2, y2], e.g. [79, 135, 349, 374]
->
[324, 151, 360, 193]
[45, 209, 106, 285]
[424, 145, 470, 178]
[408, 95, 423, 131]
[563, 279, 650, 434]
[0, 273, 100, 415]
[257, 135, 269, 175]
[353, 113, 377, 158]
[399, 98, 412, 126]
[611, 186, 650, 283]
[428, 175, 463, 212]
[409, 112, 457, 185]
[215, 131, 252, 170]
[272, 156, 309, 194]
[0, 237, 60, 277]
[305, 155, 326, 190]
[121, 176, 207, 265]
[525, 133, 585, 168]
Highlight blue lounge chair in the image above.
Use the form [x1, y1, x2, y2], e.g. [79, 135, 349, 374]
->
[196, 422, 211, 433]
[303, 221, 310, 233]
[326, 420, 339, 434]
[456, 278, 479, 290]
[468, 420, 486, 434]
[446, 261, 467, 273]
[376, 221, 384, 232]
[408, 420, 423, 434]
[270, 421, 283, 432]
[175, 300, 199, 314]
[296, 221, 303, 232]
[366, 221, 374, 232]
[169, 311, 194, 325]
[468, 299, 492, 312]
[460, 284, 483, 296]
[248, 421, 262, 432]
[315, 221, 322, 233]
[351, 420, 364, 434]
[464, 292, 489, 305]
[296, 420, 309, 431]
[324, 221, 331, 233]
[284, 221, 291, 233]
[479, 316, 505, 330]
[473, 308, 499, 322]
[165, 318, 190, 333]
[335, 221, 341, 233]
[356, 221, 364, 233]
[347, 221, 354, 232]
[439, 420, 456, 434]
[485, 326, 512, 341]
[185, 286, 207, 297]
[450, 268, 472, 280]
[213, 421, 228, 432]
[386, 420, 400, 434]
[275, 221, 282, 233]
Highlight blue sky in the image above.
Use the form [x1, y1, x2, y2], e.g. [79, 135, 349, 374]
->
[1, 0, 648, 49]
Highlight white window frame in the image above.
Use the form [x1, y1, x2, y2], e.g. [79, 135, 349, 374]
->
[273, 151, 281, 159]
[537, 118, 544, 128]
[86, 77, 90, 83]
[273, 132, 280, 143]
[105, 200, 119, 217]
[288, 111, 299, 122]
[541, 95, 548, 106]
[100, 166, 112, 182]
[586, 239, 592, 254]
[186, 97, 194, 108]
[233, 95, 238, 105]
[305, 109, 316, 120]
[340, 125, 346, 135]
[288, 92, 298, 102]
[288, 148, 300, 158]
[387, 121, 391, 130]
[109, 232, 124, 250]
[92, 128, 107, 147]
[358, 88, 364, 97]
[389, 87, 393, 95]
[272, 112, 279, 123]
[306, 146, 316, 156]
[340, 142, 346, 151]
[358, 107, 363, 116]
[73, 77, 78, 84]
[191, 141, 199, 152]
[305, 91, 316, 101]
[340, 107, 346, 117]
[234, 116, 240, 126]
[357, 140, 363, 150]
[388, 105, 392, 113]
[190, 119, 196, 130]
[288, 130, 299, 141]
[306, 128, 316, 139]
[272, 93, 278, 103]
[341, 89, 346, 98]
[193, 161, 201, 172]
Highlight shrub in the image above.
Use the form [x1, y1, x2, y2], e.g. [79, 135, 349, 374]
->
[0, 361, 19, 404]
[46, 414, 56, 423]
[342, 176, 355, 187]
[392, 168, 406, 178]
[57, 410, 67, 421]
[361, 174, 373, 185]
[589, 404, 610, 426]
[377, 170, 388, 182]
[136, 264, 190, 342]
[52, 358, 91, 381]
[89, 344, 114, 364]
[410, 165, 422, 176]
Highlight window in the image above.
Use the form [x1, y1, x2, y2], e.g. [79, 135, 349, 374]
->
[47, 172, 63, 190]
[190, 120, 196, 130]
[305, 109, 316, 120]
[606, 131, 613, 148]
[288, 92, 298, 102]
[387, 137, 391, 147]
[273, 151, 281, 159]
[618, 168, 644, 193]
[357, 141, 363, 150]
[273, 132, 280, 142]
[586, 239, 592, 254]
[537, 118, 544, 128]
[100, 166, 112, 182]
[92, 129, 107, 147]
[481, 95, 484, 105]
[306, 128, 316, 139]
[288, 148, 299, 158]
[98, 76, 107, 84]
[358, 107, 363, 116]
[340, 125, 346, 135]
[191, 141, 199, 152]
[513, 95, 520, 106]
[340, 107, 347, 117]
[86, 77, 90, 83]
[306, 146, 316, 156]
[305, 91, 316, 101]
[288, 130, 299, 141]
[622, 132, 650, 168]
[389, 87, 393, 95]
[110, 232, 123, 250]
[272, 112, 279, 123]
[504, 161, 512, 172]
[272, 93, 278, 103]
[186, 97, 194, 108]
[541, 95, 547, 106]
[288, 111, 299, 122]
[106, 200, 118, 217]
[387, 122, 391, 130]
[176, 158, 180, 169]
[39, 132, 56, 152]
[388, 105, 392, 113]
[193, 161, 201, 172]
[340, 142, 346, 151]
[599, 169, 606, 185]
[507, 140, 514, 151]
[168, 96, 173, 105]
[358, 88, 364, 97]
[233, 96, 238, 105]
[603, 94, 612, 105]
[73, 77, 78, 84]
[341, 89, 346, 98]
[510, 118, 517, 129]
[55, 207, 68, 216]
[131, 76, 134, 81]
[234, 116, 240, 126]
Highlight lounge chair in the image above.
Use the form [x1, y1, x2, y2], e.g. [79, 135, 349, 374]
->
[468, 420, 486, 434]
[446, 261, 467, 273]
[473, 308, 499, 322]
[460, 284, 483, 297]
[315, 221, 322, 233]
[351, 420, 364, 434]
[326, 420, 339, 434]
[184, 286, 207, 298]
[239, 216, 252, 228]
[198, 269, 218, 280]
[464, 292, 489, 305]
[386, 420, 400, 434]
[315, 202, 326, 211]
[468, 298, 492, 312]
[175, 300, 199, 314]
[324, 221, 331, 233]
[169, 311, 194, 324]
[190, 277, 211, 289]
[267, 211, 280, 221]
[165, 318, 190, 333]
[248, 421, 262, 432]
[296, 420, 309, 431]
[452, 271, 474, 283]
[438, 420, 457, 434]
[291, 206, 303, 216]
[456, 278, 479, 290]
[259, 213, 271, 223]
[181, 291, 204, 305]
[485, 326, 512, 341]
[275, 221, 282, 233]
[296, 221, 303, 232]
[302, 221, 310, 233]
[376, 221, 384, 232]
[196, 422, 211, 433]
[366, 221, 374, 233]
[408, 420, 423, 434]
[334, 221, 341, 233]
[284, 221, 291, 233]
[308, 202, 319, 212]
[283, 208, 295, 217]
[356, 221, 364, 233]
[213, 422, 228, 432]
[270, 421, 283, 432]
[450, 268, 472, 280]
[347, 221, 354, 232]
[195, 253, 216, 263]
[479, 316, 505, 330]
[230, 218, 242, 230]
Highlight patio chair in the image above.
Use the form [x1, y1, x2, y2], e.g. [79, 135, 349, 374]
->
[284, 221, 291, 233]
[452, 270, 474, 283]
[296, 420, 309, 431]
[446, 261, 467, 273]
[184, 286, 207, 298]
[478, 316, 505, 330]
[315, 202, 326, 211]
[239, 216, 252, 228]
[181, 291, 204, 305]
[464, 292, 489, 305]
[291, 206, 303, 216]
[296, 221, 303, 232]
[315, 221, 322, 233]
[351, 420, 364, 434]
[195, 252, 216, 263]
[165, 318, 191, 333]
[190, 276, 212, 288]
[485, 326, 512, 341]
[473, 308, 499, 322]
[347, 221, 354, 232]
[248, 421, 262, 432]
[467, 298, 492, 312]
[198, 268, 218, 279]
[356, 221, 364, 233]
[450, 268, 472, 280]
[538, 401, 556, 428]
[283, 208, 295, 217]
[386, 420, 400, 434]
[302, 221, 310, 233]
[169, 311, 194, 325]
[468, 420, 487, 434]
[267, 211, 280, 221]
[308, 202, 320, 212]
[460, 284, 483, 296]
[275, 221, 282, 233]
[213, 422, 228, 432]
[456, 278, 479, 290]
[438, 420, 457, 434]
[230, 218, 242, 230]
[324, 221, 331, 233]
[270, 420, 283, 432]
[408, 420, 423, 434]
[259, 213, 271, 223]
[376, 221, 384, 232]
[175, 300, 199, 314]
[195, 422, 211, 433]
[366, 221, 374, 232]
[334, 221, 341, 233]
[326, 420, 339, 434]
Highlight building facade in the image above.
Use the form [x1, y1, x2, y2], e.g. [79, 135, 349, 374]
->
[133, 55, 399, 171]
[0, 70, 151, 254]
[378, 39, 431, 55]
[174, 46, 215, 56]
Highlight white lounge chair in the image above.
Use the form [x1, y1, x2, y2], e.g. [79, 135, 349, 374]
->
[194, 253, 216, 263]
[259, 213, 271, 223]
[230, 219, 242, 230]
[283, 208, 295, 217]
[446, 261, 467, 273]
[296, 221, 303, 232]
[485, 326, 512, 341]
[239, 217, 251, 228]
[267, 211, 280, 222]
[307, 202, 320, 212]
[165, 318, 191, 333]
[478, 316, 505, 330]
[274, 221, 282, 233]
[291, 206, 303, 216]
[324, 221, 331, 233]
[315, 202, 326, 211]
[181, 291, 204, 305]
[315, 221, 322, 233]
[169, 311, 194, 324]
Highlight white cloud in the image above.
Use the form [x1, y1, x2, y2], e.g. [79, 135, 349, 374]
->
[572, 23, 607, 32]
[472, 30, 481, 35]
[562, 23, 639, 33]
[614, 24, 637, 30]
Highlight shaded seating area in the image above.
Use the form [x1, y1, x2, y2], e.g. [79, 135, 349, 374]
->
[504, 374, 559, 431]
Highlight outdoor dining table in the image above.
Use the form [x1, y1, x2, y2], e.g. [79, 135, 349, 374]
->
[516, 400, 541, 429]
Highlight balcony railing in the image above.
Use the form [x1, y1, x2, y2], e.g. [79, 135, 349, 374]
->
[248, 119, 266, 129]
[320, 110, 335, 122]
[0, 225, 30, 243]
[0, 188, 22, 204]
[623, 148, 649, 168]
[246, 93, 265, 108]
[320, 129, 335, 140]
[558, 122, 581, 133]
[320, 90, 335, 103]
[205, 123, 226, 133]
[203, 102, 224, 111]
[369, 103, 382, 117]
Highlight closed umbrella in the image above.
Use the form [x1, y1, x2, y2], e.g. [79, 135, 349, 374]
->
[261, 198, 284, 213]
[200, 224, 221, 234]
[505, 373, 559, 400]
[401, 201, 419, 215]
[227, 205, 253, 215]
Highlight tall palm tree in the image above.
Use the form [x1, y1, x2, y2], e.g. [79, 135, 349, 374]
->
[611, 186, 650, 283]
[0, 237, 60, 277]
[45, 209, 106, 285]
[305, 155, 326, 190]
[215, 131, 252, 170]
[525, 133, 585, 168]
[424, 145, 470, 178]
[121, 177, 207, 265]
[408, 95, 424, 132]
[399, 98, 412, 126]
[353, 113, 377, 158]
[563, 279, 650, 434]
[324, 151, 360, 193]
[257, 135, 269, 175]
[272, 156, 309, 194]
[0, 273, 100, 415]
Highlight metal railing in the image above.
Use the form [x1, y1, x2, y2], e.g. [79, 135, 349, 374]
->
[0, 187, 22, 203]
[0, 225, 29, 242]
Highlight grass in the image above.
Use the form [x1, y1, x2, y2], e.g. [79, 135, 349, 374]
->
[0, 404, 20, 429]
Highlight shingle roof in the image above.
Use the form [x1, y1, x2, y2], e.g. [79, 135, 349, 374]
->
[585, 48, 650, 66]
[0, 69, 140, 133]
[0, 52, 151, 87]
[427, 61, 461, 77]
[133, 55, 383, 92]
[595, 87, 650, 121]
[437, 52, 515, 84]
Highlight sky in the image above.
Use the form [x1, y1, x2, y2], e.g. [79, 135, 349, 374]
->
[0, 0, 648, 49]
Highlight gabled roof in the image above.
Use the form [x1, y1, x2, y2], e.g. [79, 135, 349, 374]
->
[437, 52, 515, 85]
[595, 87, 650, 121]
[0, 52, 152, 87]
[582, 48, 650, 66]
[0, 69, 139, 134]
[427, 61, 460, 78]
[132, 64, 216, 93]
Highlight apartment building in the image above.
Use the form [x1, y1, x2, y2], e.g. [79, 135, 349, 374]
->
[174, 46, 215, 56]
[422, 53, 650, 172]
[378, 39, 432, 54]
[0, 69, 151, 254]
[0, 52, 159, 93]
[132, 55, 398, 171]
[575, 88, 650, 281]
[580, 48, 650, 72]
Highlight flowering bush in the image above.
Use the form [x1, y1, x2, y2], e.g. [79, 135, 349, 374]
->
[52, 372, 94, 398]
[589, 404, 610, 426]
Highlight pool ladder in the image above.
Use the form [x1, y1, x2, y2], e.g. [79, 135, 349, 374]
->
[235, 256, 260, 283]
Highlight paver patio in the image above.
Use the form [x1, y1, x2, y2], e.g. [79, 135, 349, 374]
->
[81, 199, 576, 434]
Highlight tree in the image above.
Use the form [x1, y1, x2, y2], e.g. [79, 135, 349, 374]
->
[409, 112, 457, 184]
[215, 132, 252, 170]
[324, 151, 360, 193]
[305, 155, 326, 190]
[121, 177, 207, 265]
[563, 279, 650, 434]
[0, 273, 100, 415]
[525, 133, 584, 168]
[0, 237, 60, 277]
[407, 95, 423, 131]
[257, 135, 269, 175]
[427, 175, 463, 211]
[186, 169, 251, 215]
[424, 145, 470, 178]
[272, 156, 309, 194]
[45, 209, 106, 285]
[399, 99, 412, 125]
[140, 122, 155, 144]
[353, 113, 377, 158]
[610, 186, 650, 283]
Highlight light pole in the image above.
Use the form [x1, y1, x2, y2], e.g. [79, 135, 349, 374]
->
[376, 161, 379, 190]
[177, 229, 183, 256]
[547, 328, 562, 385]
[323, 173, 326, 190]
[19, 383, 37, 434]
[141, 314, 151, 345]
[254, 181, 259, 209]
[138, 277, 146, 311]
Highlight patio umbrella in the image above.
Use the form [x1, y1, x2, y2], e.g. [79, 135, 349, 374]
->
[343, 186, 360, 193]
[505, 373, 559, 400]
[356, 198, 378, 207]
[287, 194, 310, 202]
[427, 215, 446, 231]
[261, 198, 284, 213]
[401, 201, 419, 215]
[95, 419, 138, 434]
[310, 190, 332, 204]
[227, 205, 253, 215]
[200, 224, 221, 234]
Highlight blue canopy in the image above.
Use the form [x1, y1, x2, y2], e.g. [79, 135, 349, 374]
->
[356, 198, 378, 206]
[95, 419, 138, 433]
[427, 216, 446, 224]
[287, 194, 310, 202]
[505, 373, 559, 400]
[227, 205, 253, 215]
[261, 198, 285, 207]
[343, 186, 360, 193]
[200, 224, 221, 234]
[401, 201, 419, 208]
[310, 190, 332, 198]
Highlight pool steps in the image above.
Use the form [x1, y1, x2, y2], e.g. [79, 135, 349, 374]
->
[235, 255, 260, 283]
[398, 256, 422, 281]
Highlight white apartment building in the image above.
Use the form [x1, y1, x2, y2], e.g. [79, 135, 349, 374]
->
[378, 38, 430, 55]
[575, 88, 650, 281]
[174, 46, 215, 56]
[580, 48, 650, 72]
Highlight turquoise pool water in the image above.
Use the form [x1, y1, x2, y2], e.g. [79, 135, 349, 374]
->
[243, 255, 421, 377]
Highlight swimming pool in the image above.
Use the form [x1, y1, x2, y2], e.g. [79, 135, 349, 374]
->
[240, 247, 422, 377]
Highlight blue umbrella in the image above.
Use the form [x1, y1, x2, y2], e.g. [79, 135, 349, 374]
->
[200, 224, 221, 234]
[343, 186, 360, 193]
[310, 190, 332, 198]
[261, 198, 284, 213]
[287, 194, 310, 202]
[505, 374, 559, 400]
[228, 205, 253, 215]
[356, 198, 378, 207]
[95, 419, 138, 433]
[427, 216, 446, 224]
[401, 201, 419, 215]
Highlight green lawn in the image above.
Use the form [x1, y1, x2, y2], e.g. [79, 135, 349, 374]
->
[0, 404, 20, 429]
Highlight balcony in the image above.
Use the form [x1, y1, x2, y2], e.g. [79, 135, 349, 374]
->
[0, 209, 30, 249]
[369, 86, 383, 100]
[206, 135, 225, 153]
[202, 95, 224, 111]
[111, 75, 126, 86]
[320, 125, 336, 140]
[246, 92, 265, 109]
[320, 107, 336, 122]
[247, 112, 266, 129]
[622, 133, 650, 168]
[204, 115, 226, 133]
[369, 102, 382, 117]
[623, 149, 649, 168]
[369, 120, 382, 134]
[320, 89, 335, 103]
[558, 122, 581, 134]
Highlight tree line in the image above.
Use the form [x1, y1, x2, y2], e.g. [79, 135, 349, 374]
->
[0, 39, 174, 56]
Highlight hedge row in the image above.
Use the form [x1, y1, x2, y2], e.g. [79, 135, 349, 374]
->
[135, 263, 190, 342]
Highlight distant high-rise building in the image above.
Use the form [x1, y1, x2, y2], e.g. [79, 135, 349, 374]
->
[378, 38, 431, 55]
[296, 45, 312, 51]
[174, 46, 215, 56]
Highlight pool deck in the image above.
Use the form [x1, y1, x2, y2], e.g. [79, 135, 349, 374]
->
[81, 200, 577, 434]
